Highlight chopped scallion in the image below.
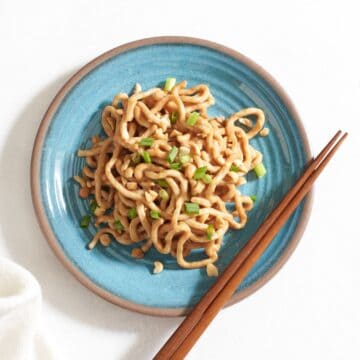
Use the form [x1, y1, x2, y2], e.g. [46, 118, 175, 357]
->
[170, 111, 178, 124]
[131, 152, 141, 165]
[141, 151, 152, 164]
[202, 174, 212, 184]
[170, 162, 182, 170]
[128, 208, 138, 219]
[250, 195, 257, 202]
[159, 189, 169, 201]
[206, 224, 215, 240]
[254, 162, 267, 178]
[150, 210, 161, 219]
[194, 166, 207, 180]
[179, 146, 190, 155]
[80, 215, 91, 228]
[114, 219, 124, 231]
[164, 77, 176, 91]
[186, 111, 200, 126]
[230, 164, 240, 172]
[89, 200, 98, 214]
[167, 146, 178, 163]
[155, 179, 168, 188]
[139, 137, 154, 147]
[179, 154, 191, 164]
[185, 202, 200, 215]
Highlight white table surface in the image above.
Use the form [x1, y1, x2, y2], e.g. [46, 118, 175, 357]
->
[1, 0, 360, 359]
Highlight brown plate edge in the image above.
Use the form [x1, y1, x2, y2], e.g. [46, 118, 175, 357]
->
[30, 36, 313, 317]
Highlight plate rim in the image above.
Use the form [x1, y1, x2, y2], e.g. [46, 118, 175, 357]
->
[30, 36, 313, 317]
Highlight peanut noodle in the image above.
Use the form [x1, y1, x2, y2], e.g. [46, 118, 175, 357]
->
[75, 81, 267, 275]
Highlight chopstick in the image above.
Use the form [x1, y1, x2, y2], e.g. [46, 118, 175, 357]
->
[154, 130, 347, 360]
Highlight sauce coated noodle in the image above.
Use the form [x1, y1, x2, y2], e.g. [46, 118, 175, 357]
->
[75, 81, 267, 275]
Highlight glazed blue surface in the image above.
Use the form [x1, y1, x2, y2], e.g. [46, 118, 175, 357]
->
[40, 43, 309, 309]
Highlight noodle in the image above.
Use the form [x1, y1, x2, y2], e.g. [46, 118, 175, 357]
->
[75, 80, 268, 275]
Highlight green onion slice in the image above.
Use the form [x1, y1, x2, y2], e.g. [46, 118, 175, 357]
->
[202, 174, 212, 184]
[185, 202, 200, 215]
[230, 164, 240, 172]
[164, 77, 176, 91]
[80, 215, 91, 228]
[179, 154, 191, 164]
[250, 195, 257, 202]
[155, 179, 168, 188]
[186, 112, 200, 126]
[131, 152, 141, 165]
[159, 189, 169, 200]
[194, 166, 207, 180]
[150, 210, 161, 219]
[114, 219, 124, 231]
[128, 208, 138, 219]
[141, 151, 152, 164]
[89, 200, 98, 214]
[167, 146, 178, 163]
[170, 162, 182, 170]
[254, 162, 267, 178]
[206, 224, 215, 240]
[139, 137, 154, 147]
[170, 111, 178, 124]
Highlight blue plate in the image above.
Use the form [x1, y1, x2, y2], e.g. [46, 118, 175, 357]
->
[31, 37, 312, 316]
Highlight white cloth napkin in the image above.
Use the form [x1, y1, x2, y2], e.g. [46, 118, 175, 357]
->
[0, 258, 57, 360]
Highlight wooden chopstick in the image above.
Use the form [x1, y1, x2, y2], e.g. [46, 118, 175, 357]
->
[155, 130, 343, 360]
[154, 130, 343, 359]
[154, 131, 347, 360]
[169, 131, 348, 359]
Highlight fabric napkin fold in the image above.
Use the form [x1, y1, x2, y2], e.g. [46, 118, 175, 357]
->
[0, 258, 57, 360]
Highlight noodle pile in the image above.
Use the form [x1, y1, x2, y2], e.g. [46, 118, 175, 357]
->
[74, 80, 267, 276]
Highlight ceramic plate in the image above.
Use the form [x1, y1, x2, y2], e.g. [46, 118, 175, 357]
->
[31, 37, 312, 316]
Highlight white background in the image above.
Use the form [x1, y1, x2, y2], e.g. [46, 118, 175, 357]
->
[1, 0, 360, 359]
